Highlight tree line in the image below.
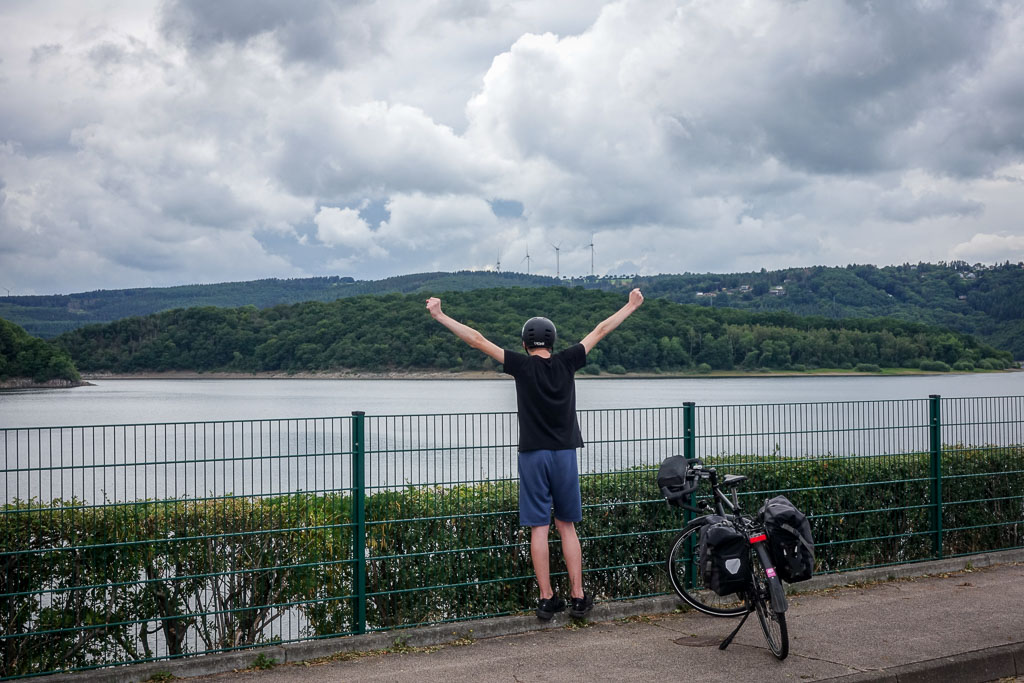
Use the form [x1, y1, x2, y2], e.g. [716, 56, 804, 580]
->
[630, 261, 1024, 357]
[53, 287, 1013, 375]
[0, 318, 80, 384]
[0, 272, 558, 338]
[4, 262, 1023, 358]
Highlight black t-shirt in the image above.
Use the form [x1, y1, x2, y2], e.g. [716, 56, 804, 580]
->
[502, 343, 587, 452]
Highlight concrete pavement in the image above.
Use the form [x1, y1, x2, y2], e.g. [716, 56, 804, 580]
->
[53, 550, 1024, 683]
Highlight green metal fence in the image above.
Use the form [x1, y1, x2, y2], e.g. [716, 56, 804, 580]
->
[2, 395, 1022, 678]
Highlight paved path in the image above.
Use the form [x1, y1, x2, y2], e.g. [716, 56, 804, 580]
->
[190, 559, 1023, 683]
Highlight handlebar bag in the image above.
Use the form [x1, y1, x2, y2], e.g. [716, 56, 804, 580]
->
[657, 455, 697, 507]
[698, 516, 751, 596]
[757, 495, 814, 583]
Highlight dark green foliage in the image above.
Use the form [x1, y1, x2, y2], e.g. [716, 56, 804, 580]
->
[5, 262, 1024, 358]
[0, 272, 559, 339]
[0, 494, 354, 676]
[3, 446, 1021, 676]
[0, 317, 80, 383]
[635, 261, 1024, 358]
[705, 447, 1024, 573]
[53, 288, 1011, 374]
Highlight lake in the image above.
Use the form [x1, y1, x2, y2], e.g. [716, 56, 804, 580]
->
[2, 372, 1022, 428]
[2, 372, 1022, 504]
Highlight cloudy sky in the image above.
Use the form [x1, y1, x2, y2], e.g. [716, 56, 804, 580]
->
[2, 0, 1023, 295]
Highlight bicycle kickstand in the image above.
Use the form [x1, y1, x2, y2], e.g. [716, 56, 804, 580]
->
[718, 607, 753, 651]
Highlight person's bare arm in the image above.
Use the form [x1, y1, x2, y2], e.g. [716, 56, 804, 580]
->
[426, 297, 505, 364]
[580, 288, 644, 354]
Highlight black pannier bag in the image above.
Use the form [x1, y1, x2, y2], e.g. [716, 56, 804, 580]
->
[698, 515, 751, 596]
[757, 495, 814, 583]
[657, 455, 699, 507]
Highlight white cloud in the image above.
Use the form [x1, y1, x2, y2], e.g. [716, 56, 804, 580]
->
[380, 193, 501, 248]
[314, 205, 386, 257]
[1, 0, 1023, 294]
[951, 233, 1024, 264]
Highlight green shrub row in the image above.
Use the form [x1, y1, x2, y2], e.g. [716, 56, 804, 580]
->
[2, 446, 1022, 677]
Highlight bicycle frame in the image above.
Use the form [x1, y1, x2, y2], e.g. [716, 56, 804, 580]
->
[702, 468, 788, 614]
[664, 459, 792, 659]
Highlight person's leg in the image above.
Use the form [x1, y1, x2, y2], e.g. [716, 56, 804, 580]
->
[549, 449, 592, 616]
[530, 524, 554, 599]
[518, 449, 559, 604]
[532, 520, 565, 620]
[554, 517, 583, 599]
[549, 448, 583, 597]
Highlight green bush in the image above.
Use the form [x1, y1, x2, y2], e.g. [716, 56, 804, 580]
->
[854, 363, 881, 373]
[952, 360, 975, 371]
[0, 318, 81, 383]
[3, 446, 1022, 677]
[696, 363, 712, 374]
[606, 364, 627, 375]
[919, 360, 951, 372]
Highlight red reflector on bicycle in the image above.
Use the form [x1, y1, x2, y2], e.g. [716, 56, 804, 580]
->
[749, 534, 767, 543]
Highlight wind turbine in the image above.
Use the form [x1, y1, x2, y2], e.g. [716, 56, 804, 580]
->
[550, 241, 562, 279]
[587, 235, 595, 277]
[521, 246, 531, 274]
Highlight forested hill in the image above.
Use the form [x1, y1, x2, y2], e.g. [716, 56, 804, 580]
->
[54, 288, 1013, 375]
[6, 261, 1024, 358]
[0, 318, 81, 386]
[631, 261, 1024, 359]
[0, 272, 559, 339]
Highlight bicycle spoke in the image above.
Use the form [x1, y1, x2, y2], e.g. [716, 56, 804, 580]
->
[667, 522, 746, 616]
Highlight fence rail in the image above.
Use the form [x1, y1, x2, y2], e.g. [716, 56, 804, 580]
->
[2, 395, 1023, 678]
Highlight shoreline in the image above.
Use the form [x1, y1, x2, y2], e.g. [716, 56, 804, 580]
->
[0, 378, 94, 390]
[79, 367, 1019, 381]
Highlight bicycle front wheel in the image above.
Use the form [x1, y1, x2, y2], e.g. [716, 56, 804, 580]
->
[749, 548, 789, 659]
[666, 520, 746, 617]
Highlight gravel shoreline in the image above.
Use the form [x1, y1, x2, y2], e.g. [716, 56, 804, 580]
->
[0, 378, 94, 390]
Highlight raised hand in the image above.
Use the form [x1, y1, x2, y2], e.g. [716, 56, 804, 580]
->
[629, 288, 644, 308]
[425, 297, 442, 318]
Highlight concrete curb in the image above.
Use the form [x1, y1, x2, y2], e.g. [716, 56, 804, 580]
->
[37, 548, 1024, 682]
[789, 547, 1024, 595]
[825, 642, 1024, 682]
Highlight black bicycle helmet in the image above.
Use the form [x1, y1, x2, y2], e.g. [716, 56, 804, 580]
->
[521, 316, 556, 349]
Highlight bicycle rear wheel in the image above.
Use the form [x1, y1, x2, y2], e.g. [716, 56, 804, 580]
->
[666, 520, 746, 616]
[749, 548, 789, 659]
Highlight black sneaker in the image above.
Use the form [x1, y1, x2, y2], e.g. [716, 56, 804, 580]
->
[536, 596, 566, 620]
[569, 593, 594, 618]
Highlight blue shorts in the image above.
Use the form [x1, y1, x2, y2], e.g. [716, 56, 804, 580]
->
[517, 449, 582, 527]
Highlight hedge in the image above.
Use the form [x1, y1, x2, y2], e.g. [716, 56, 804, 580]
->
[2, 446, 1022, 677]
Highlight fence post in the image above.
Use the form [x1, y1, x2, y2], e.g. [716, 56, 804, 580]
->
[682, 402, 697, 515]
[682, 402, 697, 587]
[682, 402, 696, 463]
[928, 395, 943, 560]
[351, 411, 367, 634]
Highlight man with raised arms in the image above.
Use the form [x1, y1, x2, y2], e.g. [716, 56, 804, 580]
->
[426, 289, 644, 620]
